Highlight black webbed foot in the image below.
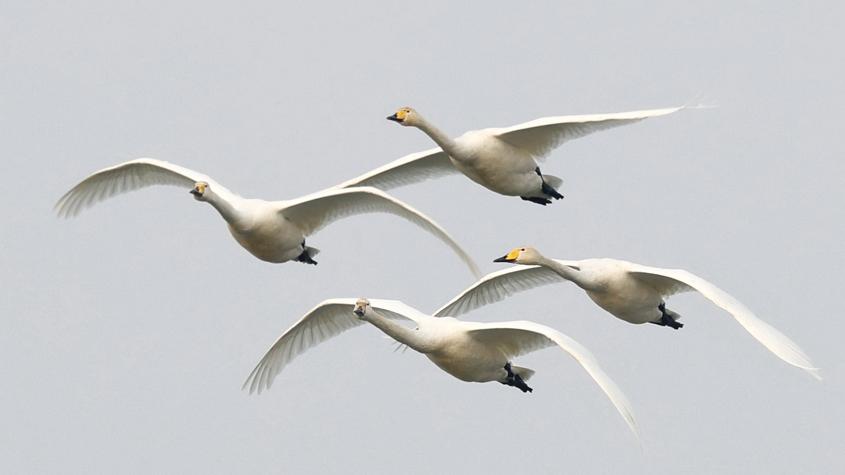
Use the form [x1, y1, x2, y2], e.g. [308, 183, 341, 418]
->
[501, 362, 533, 393]
[295, 240, 318, 265]
[521, 196, 551, 205]
[534, 166, 564, 200]
[649, 303, 683, 329]
[541, 181, 564, 200]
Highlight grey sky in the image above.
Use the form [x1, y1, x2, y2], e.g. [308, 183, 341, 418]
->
[2, 1, 843, 473]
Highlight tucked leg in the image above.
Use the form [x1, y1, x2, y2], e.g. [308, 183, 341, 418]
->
[536, 166, 564, 200]
[520, 196, 552, 205]
[294, 240, 318, 265]
[500, 362, 533, 393]
[649, 302, 683, 329]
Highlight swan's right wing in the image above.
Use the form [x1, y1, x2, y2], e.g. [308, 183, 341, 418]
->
[243, 298, 421, 394]
[433, 262, 579, 317]
[55, 158, 232, 218]
[466, 320, 638, 439]
[277, 186, 481, 277]
[335, 148, 457, 190]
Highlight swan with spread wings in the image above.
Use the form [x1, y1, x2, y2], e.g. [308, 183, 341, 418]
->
[338, 106, 685, 205]
[243, 298, 638, 438]
[55, 158, 480, 274]
[432, 247, 820, 379]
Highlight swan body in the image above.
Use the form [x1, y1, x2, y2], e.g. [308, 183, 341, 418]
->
[244, 298, 638, 438]
[55, 158, 480, 275]
[433, 247, 821, 379]
[339, 106, 684, 204]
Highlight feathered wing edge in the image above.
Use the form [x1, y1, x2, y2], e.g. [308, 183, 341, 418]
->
[467, 320, 640, 440]
[55, 158, 232, 218]
[277, 186, 481, 278]
[627, 264, 821, 380]
[433, 264, 574, 317]
[242, 299, 423, 395]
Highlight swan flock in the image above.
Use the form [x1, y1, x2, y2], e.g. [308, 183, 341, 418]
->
[58, 104, 819, 441]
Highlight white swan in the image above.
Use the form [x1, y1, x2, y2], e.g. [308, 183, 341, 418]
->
[55, 158, 480, 275]
[338, 106, 684, 204]
[433, 247, 820, 379]
[243, 298, 638, 438]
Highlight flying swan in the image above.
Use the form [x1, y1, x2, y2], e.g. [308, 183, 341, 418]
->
[243, 298, 638, 438]
[337, 105, 685, 204]
[433, 247, 820, 379]
[55, 158, 480, 275]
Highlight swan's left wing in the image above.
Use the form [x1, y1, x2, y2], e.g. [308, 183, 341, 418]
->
[243, 298, 422, 394]
[433, 262, 578, 317]
[276, 187, 480, 277]
[466, 320, 638, 438]
[492, 106, 683, 160]
[335, 148, 457, 190]
[626, 263, 821, 379]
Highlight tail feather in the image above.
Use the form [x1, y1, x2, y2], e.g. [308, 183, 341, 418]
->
[511, 365, 535, 381]
[543, 175, 563, 191]
[295, 246, 320, 265]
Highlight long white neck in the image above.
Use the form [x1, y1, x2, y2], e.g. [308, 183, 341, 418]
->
[537, 256, 599, 291]
[362, 309, 433, 354]
[415, 115, 457, 155]
[203, 189, 242, 224]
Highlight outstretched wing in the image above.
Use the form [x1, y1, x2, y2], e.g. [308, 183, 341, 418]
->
[492, 106, 683, 160]
[335, 148, 457, 190]
[55, 158, 234, 218]
[276, 186, 481, 277]
[626, 263, 821, 379]
[243, 298, 422, 394]
[433, 262, 579, 317]
[466, 320, 638, 438]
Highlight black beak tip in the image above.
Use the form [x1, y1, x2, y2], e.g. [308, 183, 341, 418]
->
[386, 114, 401, 122]
[189, 189, 200, 196]
[493, 256, 511, 263]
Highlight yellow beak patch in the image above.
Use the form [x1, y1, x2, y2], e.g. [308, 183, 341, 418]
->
[505, 248, 521, 261]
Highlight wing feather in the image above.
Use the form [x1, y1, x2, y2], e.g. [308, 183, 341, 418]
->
[55, 158, 235, 218]
[336, 148, 457, 190]
[466, 320, 638, 438]
[433, 263, 578, 317]
[493, 106, 683, 160]
[277, 187, 480, 277]
[626, 263, 821, 379]
[243, 299, 422, 394]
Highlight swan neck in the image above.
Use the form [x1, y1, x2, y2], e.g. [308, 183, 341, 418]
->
[416, 116, 456, 153]
[363, 310, 431, 353]
[205, 191, 240, 224]
[539, 257, 591, 289]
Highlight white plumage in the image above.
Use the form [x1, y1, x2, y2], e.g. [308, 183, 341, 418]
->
[55, 158, 480, 275]
[434, 247, 821, 379]
[340, 106, 684, 204]
[244, 298, 638, 438]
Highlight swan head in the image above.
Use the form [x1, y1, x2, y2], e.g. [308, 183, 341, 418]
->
[353, 298, 371, 319]
[386, 107, 418, 127]
[189, 181, 210, 201]
[494, 247, 542, 265]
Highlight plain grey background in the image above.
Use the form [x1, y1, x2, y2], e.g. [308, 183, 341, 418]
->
[2, 1, 842, 473]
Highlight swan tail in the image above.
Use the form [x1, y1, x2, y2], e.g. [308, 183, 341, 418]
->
[295, 246, 320, 265]
[664, 307, 682, 321]
[543, 175, 563, 190]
